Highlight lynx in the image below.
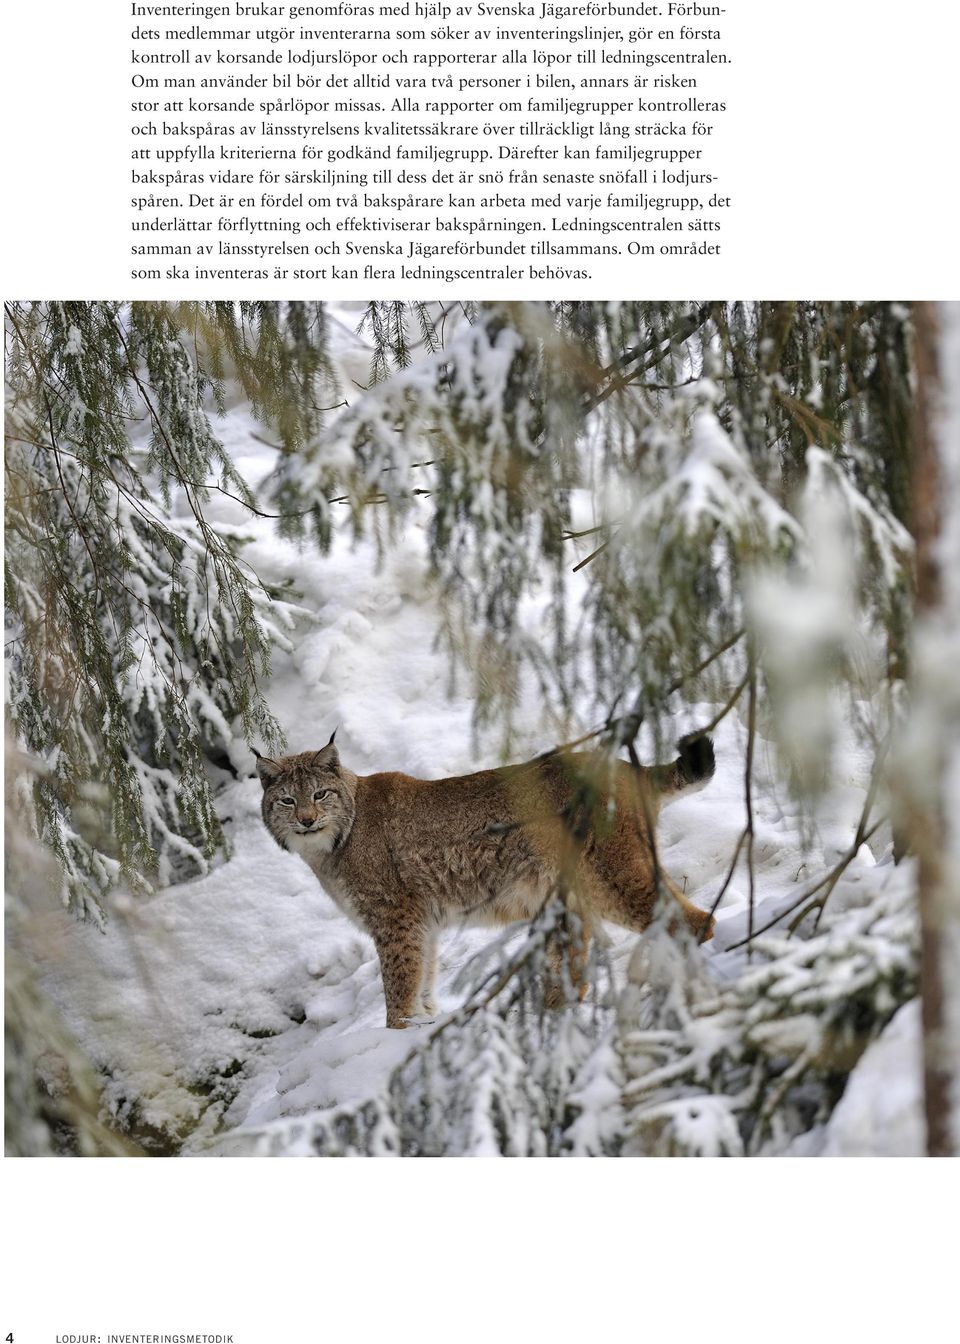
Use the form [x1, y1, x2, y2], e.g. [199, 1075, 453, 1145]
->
[256, 732, 716, 1028]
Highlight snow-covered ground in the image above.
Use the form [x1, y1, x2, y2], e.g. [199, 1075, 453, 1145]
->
[22, 318, 924, 1157]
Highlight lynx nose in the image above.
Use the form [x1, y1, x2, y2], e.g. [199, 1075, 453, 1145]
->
[296, 810, 317, 828]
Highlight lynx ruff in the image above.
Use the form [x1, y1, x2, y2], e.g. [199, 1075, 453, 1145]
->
[256, 732, 716, 1028]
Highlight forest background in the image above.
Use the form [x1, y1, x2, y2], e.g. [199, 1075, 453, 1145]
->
[5, 299, 959, 1157]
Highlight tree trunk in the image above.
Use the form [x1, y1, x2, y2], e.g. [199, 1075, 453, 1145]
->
[910, 301, 960, 1156]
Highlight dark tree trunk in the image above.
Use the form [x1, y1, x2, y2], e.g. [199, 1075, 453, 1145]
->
[911, 301, 955, 1156]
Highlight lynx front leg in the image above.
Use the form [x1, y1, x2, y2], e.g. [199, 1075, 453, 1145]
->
[544, 907, 593, 1009]
[375, 931, 426, 1029]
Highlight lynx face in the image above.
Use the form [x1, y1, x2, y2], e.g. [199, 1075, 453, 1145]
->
[257, 742, 355, 859]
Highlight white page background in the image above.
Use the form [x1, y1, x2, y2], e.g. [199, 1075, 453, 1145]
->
[2, 1, 956, 1336]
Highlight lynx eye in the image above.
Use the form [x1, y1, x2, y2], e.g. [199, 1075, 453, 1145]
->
[279, 796, 296, 807]
[313, 789, 330, 801]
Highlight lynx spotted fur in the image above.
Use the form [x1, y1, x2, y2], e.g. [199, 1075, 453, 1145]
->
[257, 733, 716, 1028]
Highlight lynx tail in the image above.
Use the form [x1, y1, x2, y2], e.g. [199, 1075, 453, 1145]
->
[652, 733, 716, 798]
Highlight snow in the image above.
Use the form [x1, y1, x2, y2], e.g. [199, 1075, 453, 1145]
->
[20, 311, 924, 1157]
[816, 1001, 924, 1157]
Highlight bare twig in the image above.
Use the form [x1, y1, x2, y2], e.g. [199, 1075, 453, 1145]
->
[697, 663, 755, 945]
[585, 304, 718, 413]
[687, 670, 750, 743]
[571, 537, 613, 573]
[726, 807, 886, 953]
[698, 826, 749, 943]
[744, 655, 758, 956]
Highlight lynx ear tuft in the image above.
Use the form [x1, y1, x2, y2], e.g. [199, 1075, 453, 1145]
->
[312, 732, 340, 772]
[254, 750, 282, 787]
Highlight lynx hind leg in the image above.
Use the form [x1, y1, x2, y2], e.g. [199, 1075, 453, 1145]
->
[375, 929, 426, 1029]
[544, 906, 593, 1009]
[586, 845, 715, 944]
[418, 929, 439, 1017]
[664, 877, 716, 942]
